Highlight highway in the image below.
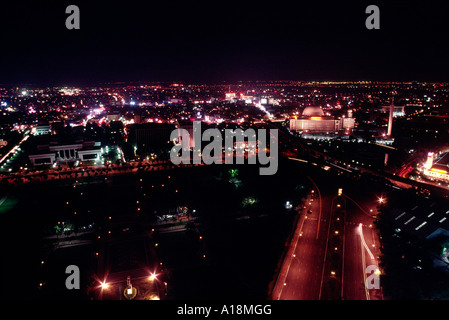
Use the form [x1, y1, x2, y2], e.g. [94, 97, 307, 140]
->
[342, 194, 382, 300]
[275, 190, 330, 299]
[273, 160, 384, 300]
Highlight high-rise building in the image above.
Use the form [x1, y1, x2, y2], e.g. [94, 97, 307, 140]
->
[426, 152, 434, 169]
[387, 103, 394, 138]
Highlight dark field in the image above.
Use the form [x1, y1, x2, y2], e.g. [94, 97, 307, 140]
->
[0, 159, 311, 299]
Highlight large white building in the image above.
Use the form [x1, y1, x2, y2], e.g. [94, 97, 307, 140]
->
[289, 106, 355, 135]
[29, 140, 103, 166]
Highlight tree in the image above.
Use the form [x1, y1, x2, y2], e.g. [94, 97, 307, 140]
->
[54, 225, 62, 235]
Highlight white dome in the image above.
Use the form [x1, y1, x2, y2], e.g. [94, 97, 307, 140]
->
[302, 106, 324, 117]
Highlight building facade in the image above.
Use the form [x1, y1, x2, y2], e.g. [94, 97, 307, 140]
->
[29, 141, 103, 166]
[289, 106, 355, 135]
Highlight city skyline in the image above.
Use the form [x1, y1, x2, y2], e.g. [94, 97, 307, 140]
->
[2, 79, 449, 301]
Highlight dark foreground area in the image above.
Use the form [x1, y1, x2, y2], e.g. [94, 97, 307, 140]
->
[0, 160, 310, 299]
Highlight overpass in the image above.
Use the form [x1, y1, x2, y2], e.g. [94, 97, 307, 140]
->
[265, 121, 448, 195]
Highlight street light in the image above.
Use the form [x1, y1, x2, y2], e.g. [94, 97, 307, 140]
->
[149, 273, 157, 282]
[100, 281, 109, 290]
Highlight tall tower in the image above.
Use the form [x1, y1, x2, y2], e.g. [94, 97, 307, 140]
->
[426, 152, 434, 169]
[387, 95, 394, 138]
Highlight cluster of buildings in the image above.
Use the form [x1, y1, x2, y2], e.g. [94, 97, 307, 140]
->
[21, 119, 106, 167]
[287, 95, 407, 145]
[1, 81, 448, 170]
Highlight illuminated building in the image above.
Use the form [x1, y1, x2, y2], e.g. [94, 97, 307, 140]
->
[423, 151, 449, 182]
[35, 124, 52, 136]
[106, 113, 120, 122]
[387, 103, 394, 138]
[381, 105, 405, 118]
[225, 92, 236, 101]
[29, 140, 103, 166]
[425, 152, 434, 169]
[289, 106, 354, 136]
[382, 95, 402, 138]
[29, 152, 56, 166]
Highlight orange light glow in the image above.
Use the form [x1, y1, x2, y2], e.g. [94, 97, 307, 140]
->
[431, 168, 448, 174]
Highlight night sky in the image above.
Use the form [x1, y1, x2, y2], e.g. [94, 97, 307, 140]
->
[1, 0, 449, 86]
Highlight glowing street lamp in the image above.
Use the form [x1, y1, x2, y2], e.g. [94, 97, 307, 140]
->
[149, 273, 157, 282]
[100, 281, 109, 290]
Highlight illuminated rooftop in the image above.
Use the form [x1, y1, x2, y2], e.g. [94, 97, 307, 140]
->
[302, 106, 325, 117]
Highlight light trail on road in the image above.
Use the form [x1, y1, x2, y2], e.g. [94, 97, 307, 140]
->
[358, 223, 374, 260]
[358, 223, 376, 300]
[0, 133, 29, 165]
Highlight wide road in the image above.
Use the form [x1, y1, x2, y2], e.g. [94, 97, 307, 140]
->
[275, 173, 337, 300]
[342, 192, 383, 300]
[273, 160, 384, 300]
[276, 193, 327, 299]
